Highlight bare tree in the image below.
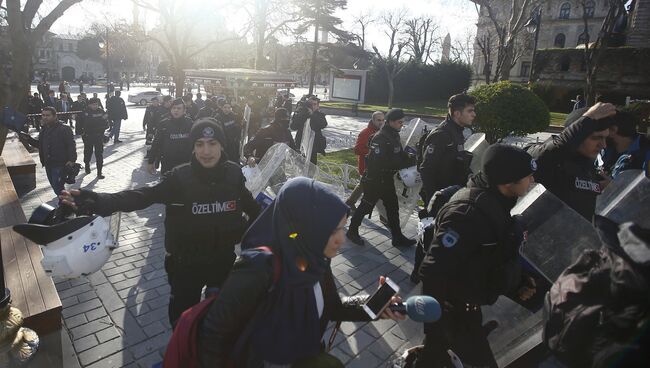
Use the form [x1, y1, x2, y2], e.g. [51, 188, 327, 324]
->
[0, 0, 84, 154]
[132, 0, 248, 97]
[475, 30, 494, 83]
[238, 0, 300, 70]
[472, 0, 540, 82]
[579, 0, 627, 104]
[351, 11, 375, 50]
[404, 16, 439, 64]
[372, 9, 411, 108]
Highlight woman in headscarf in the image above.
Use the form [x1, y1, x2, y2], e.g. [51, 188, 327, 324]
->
[197, 177, 404, 367]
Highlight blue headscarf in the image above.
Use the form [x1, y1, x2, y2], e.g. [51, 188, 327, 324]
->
[240, 177, 349, 364]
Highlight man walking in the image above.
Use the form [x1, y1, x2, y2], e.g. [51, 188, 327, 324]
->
[290, 96, 327, 164]
[345, 111, 384, 210]
[20, 107, 77, 195]
[55, 92, 73, 128]
[82, 98, 108, 179]
[148, 99, 193, 174]
[107, 90, 128, 144]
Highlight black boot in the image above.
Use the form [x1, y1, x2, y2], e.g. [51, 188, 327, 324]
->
[346, 229, 364, 246]
[84, 163, 91, 174]
[97, 162, 104, 179]
[392, 234, 416, 247]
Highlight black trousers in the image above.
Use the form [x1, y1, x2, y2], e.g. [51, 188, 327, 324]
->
[164, 254, 234, 327]
[416, 306, 497, 368]
[348, 179, 403, 239]
[83, 135, 104, 173]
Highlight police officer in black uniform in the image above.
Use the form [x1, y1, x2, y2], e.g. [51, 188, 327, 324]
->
[416, 144, 538, 368]
[346, 108, 417, 247]
[216, 101, 242, 162]
[82, 98, 108, 179]
[143, 97, 160, 145]
[528, 102, 616, 221]
[419, 94, 476, 204]
[148, 98, 194, 174]
[60, 119, 261, 326]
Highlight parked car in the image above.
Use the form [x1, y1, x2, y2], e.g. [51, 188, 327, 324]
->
[128, 91, 164, 106]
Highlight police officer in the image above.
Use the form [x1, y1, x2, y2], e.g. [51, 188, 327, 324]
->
[416, 144, 537, 368]
[143, 97, 160, 145]
[148, 98, 193, 174]
[216, 101, 242, 162]
[59, 119, 261, 326]
[528, 102, 616, 221]
[346, 108, 416, 247]
[82, 98, 108, 179]
[419, 94, 476, 205]
[196, 98, 218, 120]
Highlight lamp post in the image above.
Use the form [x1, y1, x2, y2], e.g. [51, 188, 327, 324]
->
[98, 28, 109, 95]
[524, 7, 542, 83]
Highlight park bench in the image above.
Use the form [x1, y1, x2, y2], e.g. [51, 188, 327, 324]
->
[0, 157, 61, 334]
[2, 137, 36, 196]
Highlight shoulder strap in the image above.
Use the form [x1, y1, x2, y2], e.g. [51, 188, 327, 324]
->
[255, 245, 282, 284]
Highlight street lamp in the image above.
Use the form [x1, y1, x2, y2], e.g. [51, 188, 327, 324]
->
[524, 8, 542, 83]
[98, 29, 110, 94]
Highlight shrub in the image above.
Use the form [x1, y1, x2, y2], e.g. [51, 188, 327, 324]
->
[470, 81, 550, 143]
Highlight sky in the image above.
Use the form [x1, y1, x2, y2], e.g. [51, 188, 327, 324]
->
[51, 0, 479, 57]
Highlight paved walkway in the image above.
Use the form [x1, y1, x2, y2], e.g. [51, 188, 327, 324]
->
[18, 106, 425, 368]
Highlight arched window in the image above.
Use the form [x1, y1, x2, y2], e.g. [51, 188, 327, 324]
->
[554, 33, 566, 48]
[559, 3, 571, 19]
[577, 31, 589, 45]
[584, 1, 595, 18]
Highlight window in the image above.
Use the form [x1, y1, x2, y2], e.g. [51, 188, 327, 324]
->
[520, 62, 531, 77]
[554, 33, 566, 48]
[577, 31, 589, 45]
[559, 3, 571, 19]
[584, 1, 595, 18]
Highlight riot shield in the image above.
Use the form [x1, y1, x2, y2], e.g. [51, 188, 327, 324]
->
[300, 118, 315, 173]
[239, 104, 252, 159]
[375, 171, 423, 228]
[595, 169, 650, 228]
[400, 118, 423, 149]
[463, 133, 489, 174]
[481, 183, 601, 367]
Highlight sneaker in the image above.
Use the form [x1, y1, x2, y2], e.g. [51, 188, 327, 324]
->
[97, 173, 105, 179]
[346, 230, 364, 246]
[392, 235, 416, 247]
[84, 163, 91, 174]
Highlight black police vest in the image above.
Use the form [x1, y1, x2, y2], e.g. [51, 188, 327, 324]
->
[83, 110, 107, 137]
[159, 118, 193, 171]
[163, 162, 246, 264]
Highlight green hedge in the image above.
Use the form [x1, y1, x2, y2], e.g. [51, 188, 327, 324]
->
[470, 81, 550, 143]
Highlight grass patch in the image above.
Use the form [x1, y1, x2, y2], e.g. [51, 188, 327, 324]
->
[321, 100, 448, 117]
[550, 112, 568, 126]
[318, 148, 357, 166]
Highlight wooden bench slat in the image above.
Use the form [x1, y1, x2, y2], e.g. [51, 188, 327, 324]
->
[0, 227, 28, 313]
[21, 229, 62, 311]
[11, 228, 47, 316]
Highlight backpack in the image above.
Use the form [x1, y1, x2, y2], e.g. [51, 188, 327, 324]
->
[544, 219, 650, 368]
[163, 246, 282, 368]
[415, 125, 432, 170]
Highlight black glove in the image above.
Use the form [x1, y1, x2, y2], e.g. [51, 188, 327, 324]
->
[74, 189, 100, 216]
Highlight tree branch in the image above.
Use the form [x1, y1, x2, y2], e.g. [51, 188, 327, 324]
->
[23, 0, 43, 27]
[33, 0, 82, 40]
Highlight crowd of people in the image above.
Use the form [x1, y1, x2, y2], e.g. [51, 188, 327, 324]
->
[17, 81, 650, 367]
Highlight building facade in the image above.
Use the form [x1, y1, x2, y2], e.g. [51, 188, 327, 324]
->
[472, 0, 609, 84]
[33, 32, 104, 82]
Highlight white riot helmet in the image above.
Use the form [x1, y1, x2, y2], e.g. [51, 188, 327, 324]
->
[13, 204, 120, 279]
[398, 166, 422, 188]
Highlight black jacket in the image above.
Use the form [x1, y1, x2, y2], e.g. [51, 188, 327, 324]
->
[364, 124, 415, 184]
[419, 175, 523, 320]
[198, 257, 370, 367]
[85, 158, 260, 268]
[148, 116, 194, 173]
[106, 96, 128, 120]
[291, 108, 328, 154]
[243, 120, 296, 160]
[216, 111, 243, 162]
[419, 119, 471, 204]
[197, 106, 218, 120]
[26, 121, 77, 167]
[528, 116, 604, 221]
[82, 108, 108, 138]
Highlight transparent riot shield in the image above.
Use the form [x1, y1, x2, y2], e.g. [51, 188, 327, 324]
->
[596, 170, 650, 228]
[239, 104, 252, 159]
[375, 171, 423, 228]
[300, 118, 315, 172]
[400, 118, 423, 149]
[481, 183, 601, 367]
[464, 133, 489, 174]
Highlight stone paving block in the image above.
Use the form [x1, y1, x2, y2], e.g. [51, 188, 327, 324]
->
[95, 282, 127, 312]
[143, 321, 166, 338]
[87, 271, 109, 286]
[338, 329, 376, 357]
[78, 290, 99, 303]
[65, 313, 89, 329]
[329, 346, 352, 365]
[362, 318, 397, 339]
[367, 337, 403, 362]
[85, 307, 108, 322]
[346, 350, 383, 368]
[74, 334, 99, 353]
[96, 327, 122, 344]
[130, 330, 170, 359]
[70, 316, 113, 340]
[135, 351, 163, 368]
[84, 350, 134, 368]
[62, 298, 104, 319]
[136, 305, 168, 327]
[58, 283, 93, 300]
[77, 337, 127, 366]
[107, 307, 147, 347]
[61, 295, 79, 308]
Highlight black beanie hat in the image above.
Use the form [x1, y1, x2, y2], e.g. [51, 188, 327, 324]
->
[385, 108, 405, 122]
[274, 108, 289, 121]
[190, 118, 226, 147]
[482, 144, 536, 186]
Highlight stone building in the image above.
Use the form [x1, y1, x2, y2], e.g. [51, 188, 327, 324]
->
[472, 0, 610, 84]
[33, 32, 104, 82]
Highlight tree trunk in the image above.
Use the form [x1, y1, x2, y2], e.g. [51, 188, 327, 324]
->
[387, 77, 394, 109]
[499, 40, 514, 81]
[308, 23, 319, 95]
[173, 67, 185, 98]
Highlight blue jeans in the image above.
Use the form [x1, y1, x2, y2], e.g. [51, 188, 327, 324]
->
[110, 119, 122, 142]
[45, 166, 64, 195]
